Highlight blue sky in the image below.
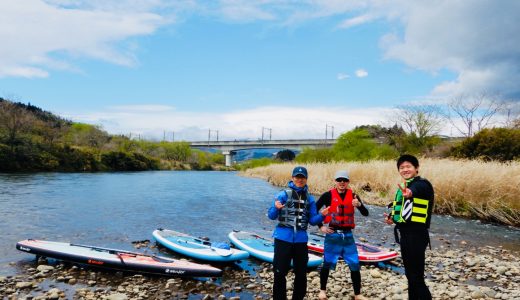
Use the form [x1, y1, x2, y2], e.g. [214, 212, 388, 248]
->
[1, 0, 519, 140]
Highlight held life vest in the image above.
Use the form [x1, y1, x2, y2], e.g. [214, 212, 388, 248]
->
[278, 189, 309, 230]
[391, 179, 430, 224]
[323, 188, 355, 229]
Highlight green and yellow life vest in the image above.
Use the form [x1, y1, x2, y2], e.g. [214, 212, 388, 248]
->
[391, 179, 429, 224]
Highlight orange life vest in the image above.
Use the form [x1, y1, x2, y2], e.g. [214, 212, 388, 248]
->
[324, 188, 355, 228]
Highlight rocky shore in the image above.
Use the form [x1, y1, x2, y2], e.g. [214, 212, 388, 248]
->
[1, 240, 519, 300]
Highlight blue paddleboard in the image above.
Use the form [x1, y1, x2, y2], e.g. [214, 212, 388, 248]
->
[228, 230, 323, 267]
[153, 229, 249, 262]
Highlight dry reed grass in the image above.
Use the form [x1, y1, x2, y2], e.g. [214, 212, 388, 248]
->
[241, 159, 520, 226]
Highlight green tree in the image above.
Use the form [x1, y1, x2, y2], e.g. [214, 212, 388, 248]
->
[101, 151, 159, 171]
[332, 128, 397, 161]
[161, 141, 192, 161]
[276, 149, 296, 161]
[296, 147, 334, 163]
[64, 123, 110, 148]
[450, 127, 520, 161]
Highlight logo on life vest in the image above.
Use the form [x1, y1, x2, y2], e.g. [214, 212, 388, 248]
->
[402, 199, 413, 220]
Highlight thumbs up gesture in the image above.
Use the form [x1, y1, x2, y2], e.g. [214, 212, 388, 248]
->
[320, 206, 330, 216]
[352, 195, 361, 207]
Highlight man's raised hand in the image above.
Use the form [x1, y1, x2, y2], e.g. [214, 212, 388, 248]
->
[397, 181, 413, 198]
[320, 206, 330, 216]
[352, 195, 361, 207]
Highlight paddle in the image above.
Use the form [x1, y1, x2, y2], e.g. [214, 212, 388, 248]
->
[70, 243, 171, 262]
[70, 243, 143, 256]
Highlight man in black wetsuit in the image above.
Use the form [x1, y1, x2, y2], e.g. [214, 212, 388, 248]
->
[315, 170, 369, 300]
[385, 154, 434, 300]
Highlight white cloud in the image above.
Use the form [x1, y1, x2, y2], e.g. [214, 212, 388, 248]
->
[337, 13, 375, 29]
[64, 105, 395, 141]
[0, 0, 170, 78]
[355, 69, 368, 78]
[375, 0, 520, 99]
[2, 0, 519, 102]
[217, 0, 276, 22]
[337, 73, 349, 80]
[201, 0, 520, 100]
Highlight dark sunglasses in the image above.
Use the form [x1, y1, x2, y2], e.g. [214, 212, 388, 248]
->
[336, 178, 349, 183]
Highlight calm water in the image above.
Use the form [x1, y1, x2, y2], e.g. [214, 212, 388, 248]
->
[1, 171, 519, 276]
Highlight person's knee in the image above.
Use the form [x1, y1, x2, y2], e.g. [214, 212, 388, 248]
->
[273, 266, 289, 277]
[322, 261, 336, 270]
[349, 263, 360, 272]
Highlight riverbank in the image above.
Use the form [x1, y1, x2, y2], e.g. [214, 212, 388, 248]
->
[241, 159, 520, 227]
[1, 241, 519, 300]
[2, 170, 519, 299]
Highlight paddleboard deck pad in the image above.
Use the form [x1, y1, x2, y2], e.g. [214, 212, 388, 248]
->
[307, 233, 399, 262]
[16, 239, 222, 277]
[153, 229, 249, 262]
[228, 230, 323, 268]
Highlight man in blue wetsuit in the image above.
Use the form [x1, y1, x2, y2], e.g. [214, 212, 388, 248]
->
[268, 166, 328, 300]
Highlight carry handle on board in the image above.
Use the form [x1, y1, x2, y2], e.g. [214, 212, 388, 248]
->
[246, 233, 274, 247]
[69, 243, 173, 262]
[177, 239, 232, 257]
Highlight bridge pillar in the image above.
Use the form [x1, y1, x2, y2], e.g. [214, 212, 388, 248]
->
[222, 151, 233, 167]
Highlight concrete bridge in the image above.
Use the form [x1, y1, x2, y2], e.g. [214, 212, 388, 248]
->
[190, 139, 337, 166]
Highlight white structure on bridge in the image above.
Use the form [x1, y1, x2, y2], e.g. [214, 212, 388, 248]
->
[190, 139, 337, 166]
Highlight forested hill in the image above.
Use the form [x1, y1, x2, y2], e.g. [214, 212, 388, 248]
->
[0, 98, 225, 172]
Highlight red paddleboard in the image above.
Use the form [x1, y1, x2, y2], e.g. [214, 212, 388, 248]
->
[16, 239, 222, 277]
[307, 234, 398, 262]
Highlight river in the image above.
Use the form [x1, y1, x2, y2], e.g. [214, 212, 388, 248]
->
[1, 171, 519, 278]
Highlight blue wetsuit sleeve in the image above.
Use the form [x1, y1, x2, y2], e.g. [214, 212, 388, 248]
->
[267, 191, 287, 220]
[308, 196, 324, 225]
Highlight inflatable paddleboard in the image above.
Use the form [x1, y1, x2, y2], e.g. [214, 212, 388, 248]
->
[228, 230, 323, 267]
[307, 233, 399, 262]
[153, 229, 249, 262]
[16, 239, 222, 277]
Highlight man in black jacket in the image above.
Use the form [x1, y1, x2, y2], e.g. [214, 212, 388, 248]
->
[385, 154, 434, 300]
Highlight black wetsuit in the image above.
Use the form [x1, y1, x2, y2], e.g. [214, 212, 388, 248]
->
[393, 176, 434, 300]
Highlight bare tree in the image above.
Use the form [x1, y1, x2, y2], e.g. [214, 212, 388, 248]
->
[0, 99, 35, 151]
[394, 104, 443, 139]
[501, 100, 520, 128]
[446, 93, 503, 137]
